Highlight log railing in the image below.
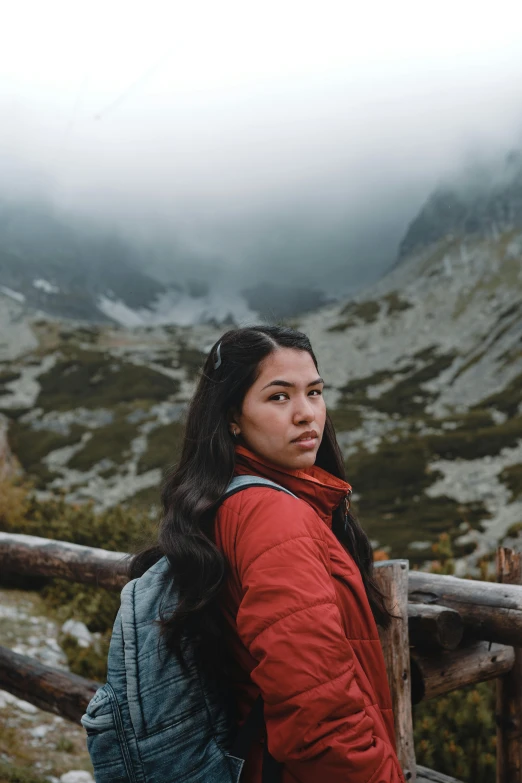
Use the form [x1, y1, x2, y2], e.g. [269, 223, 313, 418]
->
[1, 532, 522, 782]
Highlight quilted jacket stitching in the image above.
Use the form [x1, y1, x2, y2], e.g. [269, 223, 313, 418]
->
[248, 598, 338, 643]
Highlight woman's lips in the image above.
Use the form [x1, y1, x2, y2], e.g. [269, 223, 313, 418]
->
[292, 438, 318, 449]
[291, 431, 319, 449]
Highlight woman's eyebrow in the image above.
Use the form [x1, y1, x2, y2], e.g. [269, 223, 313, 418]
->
[261, 377, 324, 390]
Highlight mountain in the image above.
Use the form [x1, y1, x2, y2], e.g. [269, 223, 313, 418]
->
[1, 154, 521, 575]
[0, 198, 332, 325]
[0, 199, 168, 321]
[397, 151, 522, 261]
[298, 152, 522, 572]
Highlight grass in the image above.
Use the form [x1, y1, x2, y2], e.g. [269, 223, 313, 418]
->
[339, 349, 457, 417]
[137, 420, 185, 474]
[452, 251, 522, 320]
[499, 463, 522, 501]
[37, 349, 180, 411]
[178, 345, 207, 380]
[432, 409, 495, 430]
[328, 406, 364, 432]
[474, 371, 522, 418]
[371, 351, 457, 416]
[0, 370, 21, 395]
[0, 407, 30, 420]
[328, 292, 412, 332]
[328, 299, 381, 331]
[125, 484, 161, 510]
[499, 343, 522, 369]
[382, 291, 413, 315]
[327, 319, 357, 333]
[342, 395, 522, 557]
[340, 300, 381, 322]
[346, 429, 490, 561]
[8, 421, 85, 487]
[67, 415, 140, 472]
[451, 349, 488, 381]
[343, 400, 522, 558]
[341, 368, 398, 404]
[425, 416, 522, 460]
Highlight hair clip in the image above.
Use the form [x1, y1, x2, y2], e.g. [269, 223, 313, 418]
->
[213, 342, 222, 370]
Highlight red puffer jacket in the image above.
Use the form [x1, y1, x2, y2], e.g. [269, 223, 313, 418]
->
[214, 445, 405, 783]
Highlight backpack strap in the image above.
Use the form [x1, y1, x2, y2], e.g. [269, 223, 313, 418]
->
[221, 475, 291, 782]
[223, 474, 298, 501]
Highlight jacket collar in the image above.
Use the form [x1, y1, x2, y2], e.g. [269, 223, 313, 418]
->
[234, 444, 351, 528]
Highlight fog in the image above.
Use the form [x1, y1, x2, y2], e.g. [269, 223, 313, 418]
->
[2, 0, 522, 298]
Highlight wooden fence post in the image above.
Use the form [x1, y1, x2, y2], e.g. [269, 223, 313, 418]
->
[496, 547, 522, 783]
[374, 559, 416, 781]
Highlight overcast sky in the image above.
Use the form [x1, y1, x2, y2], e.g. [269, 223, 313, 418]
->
[2, 0, 522, 291]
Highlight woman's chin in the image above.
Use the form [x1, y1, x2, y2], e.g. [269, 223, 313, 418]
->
[288, 450, 317, 470]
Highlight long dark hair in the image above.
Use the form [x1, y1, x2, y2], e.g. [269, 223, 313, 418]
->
[130, 325, 389, 678]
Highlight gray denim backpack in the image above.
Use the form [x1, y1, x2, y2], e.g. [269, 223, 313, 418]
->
[81, 475, 296, 783]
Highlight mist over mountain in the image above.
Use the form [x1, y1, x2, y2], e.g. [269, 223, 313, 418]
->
[397, 151, 522, 262]
[3, 148, 522, 326]
[0, 197, 167, 320]
[0, 192, 353, 324]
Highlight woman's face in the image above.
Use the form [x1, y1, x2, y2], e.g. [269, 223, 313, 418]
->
[233, 348, 326, 471]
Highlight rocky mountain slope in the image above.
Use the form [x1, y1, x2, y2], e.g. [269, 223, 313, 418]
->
[1, 155, 521, 575]
[299, 154, 522, 572]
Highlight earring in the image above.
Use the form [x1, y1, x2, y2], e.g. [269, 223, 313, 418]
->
[232, 429, 239, 438]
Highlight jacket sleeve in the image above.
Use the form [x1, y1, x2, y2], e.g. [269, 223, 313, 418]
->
[233, 489, 405, 783]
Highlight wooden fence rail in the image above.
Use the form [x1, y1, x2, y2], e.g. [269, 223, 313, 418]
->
[0, 644, 98, 723]
[0, 532, 128, 590]
[2, 532, 520, 646]
[2, 532, 522, 782]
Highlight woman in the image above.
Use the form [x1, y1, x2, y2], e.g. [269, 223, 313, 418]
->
[141, 325, 404, 783]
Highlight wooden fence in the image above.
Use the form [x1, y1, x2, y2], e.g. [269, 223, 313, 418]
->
[1, 531, 522, 782]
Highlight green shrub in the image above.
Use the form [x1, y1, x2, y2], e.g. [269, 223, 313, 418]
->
[67, 416, 139, 471]
[137, 421, 184, 474]
[347, 439, 489, 561]
[425, 416, 522, 460]
[0, 489, 157, 552]
[7, 420, 85, 486]
[499, 463, 522, 501]
[474, 371, 522, 418]
[328, 406, 363, 432]
[413, 535, 496, 782]
[37, 349, 180, 411]
[44, 580, 121, 634]
[60, 631, 111, 681]
[0, 370, 21, 397]
[382, 292, 413, 315]
[339, 299, 381, 322]
[414, 681, 496, 783]
[0, 480, 159, 651]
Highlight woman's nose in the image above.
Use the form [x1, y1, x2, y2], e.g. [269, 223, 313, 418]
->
[293, 397, 314, 423]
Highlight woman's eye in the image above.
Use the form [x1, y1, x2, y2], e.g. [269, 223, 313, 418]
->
[270, 393, 288, 401]
[309, 389, 323, 396]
